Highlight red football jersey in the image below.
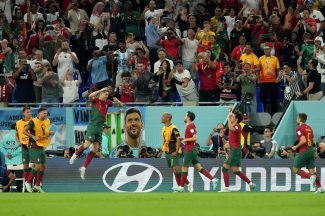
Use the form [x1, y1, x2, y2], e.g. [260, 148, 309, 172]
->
[228, 124, 241, 150]
[296, 123, 314, 154]
[184, 123, 196, 152]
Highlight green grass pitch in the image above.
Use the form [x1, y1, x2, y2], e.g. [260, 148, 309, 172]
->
[0, 192, 324, 216]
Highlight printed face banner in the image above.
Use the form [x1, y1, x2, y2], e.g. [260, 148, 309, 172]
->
[44, 158, 325, 192]
[0, 108, 66, 150]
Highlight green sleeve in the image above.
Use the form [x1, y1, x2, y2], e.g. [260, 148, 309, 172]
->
[28, 120, 35, 129]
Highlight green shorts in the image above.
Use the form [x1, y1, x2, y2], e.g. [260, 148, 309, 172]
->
[29, 146, 46, 164]
[85, 125, 103, 143]
[183, 147, 200, 167]
[224, 148, 242, 167]
[22, 145, 30, 164]
[293, 147, 315, 169]
[165, 153, 180, 168]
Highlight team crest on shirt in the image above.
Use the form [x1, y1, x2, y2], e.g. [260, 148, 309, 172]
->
[297, 131, 301, 135]
[190, 129, 194, 133]
[235, 126, 238, 130]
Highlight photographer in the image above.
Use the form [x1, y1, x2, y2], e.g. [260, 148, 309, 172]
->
[206, 123, 228, 158]
[86, 47, 110, 90]
[293, 8, 316, 43]
[260, 126, 278, 159]
[250, 142, 266, 159]
[236, 63, 257, 114]
[0, 166, 16, 192]
[12, 58, 36, 103]
[218, 62, 239, 104]
[115, 144, 134, 158]
[277, 146, 295, 159]
[316, 135, 325, 158]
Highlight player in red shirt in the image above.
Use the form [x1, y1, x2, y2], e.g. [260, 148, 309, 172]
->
[292, 113, 324, 193]
[175, 111, 219, 192]
[219, 107, 256, 192]
[70, 87, 122, 179]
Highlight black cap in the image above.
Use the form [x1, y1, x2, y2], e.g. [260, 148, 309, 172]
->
[175, 59, 183, 65]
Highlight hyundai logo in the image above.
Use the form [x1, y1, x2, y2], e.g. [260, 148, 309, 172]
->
[102, 162, 163, 192]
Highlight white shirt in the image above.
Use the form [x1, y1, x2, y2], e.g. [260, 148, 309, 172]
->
[240, 0, 261, 17]
[144, 9, 163, 27]
[63, 80, 79, 103]
[56, 52, 78, 80]
[23, 12, 44, 23]
[46, 12, 60, 25]
[174, 69, 196, 96]
[154, 59, 174, 74]
[182, 38, 199, 62]
[315, 49, 325, 83]
[225, 16, 236, 37]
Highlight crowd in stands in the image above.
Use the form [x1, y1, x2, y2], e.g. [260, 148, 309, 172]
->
[0, 0, 325, 114]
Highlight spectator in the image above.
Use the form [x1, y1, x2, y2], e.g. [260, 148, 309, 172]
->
[54, 18, 70, 40]
[260, 126, 278, 159]
[218, 62, 238, 104]
[73, 20, 94, 74]
[239, 0, 262, 18]
[0, 12, 11, 41]
[296, 33, 315, 68]
[114, 40, 133, 87]
[126, 32, 142, 52]
[121, 1, 140, 38]
[240, 43, 260, 73]
[299, 1, 324, 32]
[64, 0, 89, 35]
[231, 35, 247, 69]
[119, 72, 135, 103]
[109, 3, 124, 38]
[236, 63, 258, 114]
[276, 63, 300, 109]
[129, 47, 150, 73]
[89, 2, 110, 33]
[259, 42, 280, 114]
[244, 14, 269, 52]
[154, 48, 174, 74]
[0, 39, 15, 75]
[181, 28, 199, 79]
[159, 18, 181, 38]
[43, 29, 62, 64]
[280, 36, 298, 69]
[26, 19, 46, 56]
[296, 58, 323, 100]
[206, 123, 228, 158]
[156, 28, 180, 61]
[153, 59, 176, 102]
[225, 8, 237, 37]
[87, 47, 110, 89]
[230, 17, 250, 51]
[194, 48, 217, 102]
[92, 22, 108, 51]
[215, 17, 229, 53]
[29, 49, 50, 103]
[171, 60, 198, 103]
[0, 74, 10, 106]
[0, 0, 12, 24]
[37, 63, 62, 103]
[0, 166, 16, 192]
[133, 62, 155, 102]
[188, 13, 198, 30]
[12, 58, 36, 103]
[313, 36, 325, 95]
[61, 67, 82, 103]
[268, 15, 285, 42]
[45, 3, 60, 27]
[145, 17, 160, 71]
[141, 0, 165, 27]
[52, 39, 79, 80]
[197, 21, 215, 46]
[174, 4, 189, 38]
[293, 8, 317, 43]
[24, 1, 44, 26]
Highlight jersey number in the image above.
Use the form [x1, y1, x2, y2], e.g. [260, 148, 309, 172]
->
[306, 133, 313, 146]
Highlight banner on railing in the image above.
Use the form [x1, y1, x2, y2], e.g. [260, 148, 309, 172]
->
[44, 158, 325, 192]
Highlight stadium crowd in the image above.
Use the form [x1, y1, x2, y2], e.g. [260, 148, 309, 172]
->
[0, 0, 324, 114]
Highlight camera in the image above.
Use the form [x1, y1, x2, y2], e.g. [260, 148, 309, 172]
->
[251, 143, 266, 158]
[116, 145, 134, 158]
[139, 146, 162, 158]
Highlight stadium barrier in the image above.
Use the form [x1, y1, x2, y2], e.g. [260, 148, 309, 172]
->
[44, 158, 325, 192]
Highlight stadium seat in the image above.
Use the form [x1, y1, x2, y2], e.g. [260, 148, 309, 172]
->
[6, 164, 25, 192]
[271, 112, 283, 125]
[249, 112, 271, 127]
